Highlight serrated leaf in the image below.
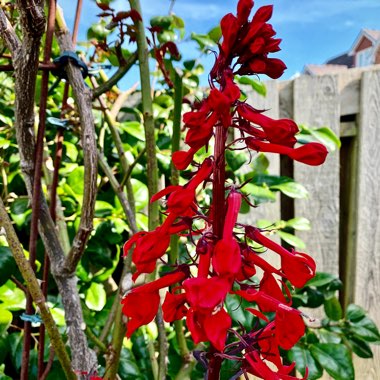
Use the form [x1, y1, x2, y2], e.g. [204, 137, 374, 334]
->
[310, 343, 354, 380]
[85, 282, 106, 311]
[288, 345, 322, 380]
[346, 304, 366, 322]
[285, 217, 311, 231]
[324, 297, 342, 321]
[277, 231, 306, 249]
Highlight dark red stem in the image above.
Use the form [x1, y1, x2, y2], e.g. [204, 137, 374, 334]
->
[207, 124, 228, 380]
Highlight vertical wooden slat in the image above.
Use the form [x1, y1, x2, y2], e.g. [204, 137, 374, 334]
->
[353, 69, 380, 379]
[293, 75, 340, 275]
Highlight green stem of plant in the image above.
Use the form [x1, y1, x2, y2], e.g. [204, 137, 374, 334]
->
[129, 0, 159, 231]
[86, 326, 108, 353]
[0, 197, 76, 380]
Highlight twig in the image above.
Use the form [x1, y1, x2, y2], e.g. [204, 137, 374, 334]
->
[0, 9, 20, 54]
[40, 348, 55, 380]
[120, 147, 146, 188]
[10, 275, 28, 293]
[55, 7, 98, 275]
[86, 326, 108, 353]
[0, 197, 76, 380]
[92, 52, 138, 99]
[98, 152, 138, 234]
[109, 82, 139, 119]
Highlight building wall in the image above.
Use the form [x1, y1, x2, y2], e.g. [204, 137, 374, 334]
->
[355, 36, 373, 52]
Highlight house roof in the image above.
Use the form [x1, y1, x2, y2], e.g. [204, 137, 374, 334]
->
[326, 53, 355, 68]
[349, 29, 380, 55]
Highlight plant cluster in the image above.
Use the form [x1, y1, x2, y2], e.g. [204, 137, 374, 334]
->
[120, 1, 330, 378]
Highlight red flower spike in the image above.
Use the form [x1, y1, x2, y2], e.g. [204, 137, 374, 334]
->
[275, 304, 305, 350]
[237, 0, 254, 24]
[162, 292, 188, 322]
[252, 5, 273, 23]
[265, 58, 287, 79]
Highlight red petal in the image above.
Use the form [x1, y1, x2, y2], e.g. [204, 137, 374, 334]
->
[204, 308, 231, 351]
[237, 0, 254, 24]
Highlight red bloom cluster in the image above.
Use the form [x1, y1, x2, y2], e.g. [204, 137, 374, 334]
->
[120, 0, 328, 378]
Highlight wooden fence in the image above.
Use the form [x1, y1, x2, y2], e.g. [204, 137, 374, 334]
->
[245, 65, 380, 379]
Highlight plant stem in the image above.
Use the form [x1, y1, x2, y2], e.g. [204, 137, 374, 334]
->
[0, 197, 76, 380]
[128, 0, 159, 231]
[207, 125, 227, 380]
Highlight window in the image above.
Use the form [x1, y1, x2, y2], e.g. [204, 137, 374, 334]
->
[356, 48, 373, 67]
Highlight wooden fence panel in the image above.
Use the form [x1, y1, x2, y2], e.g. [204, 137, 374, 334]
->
[353, 69, 380, 379]
[293, 75, 340, 276]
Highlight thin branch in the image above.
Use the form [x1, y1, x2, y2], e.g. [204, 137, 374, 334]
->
[86, 326, 108, 353]
[0, 197, 75, 380]
[120, 147, 146, 188]
[98, 152, 138, 234]
[55, 7, 98, 275]
[109, 82, 139, 120]
[0, 9, 20, 54]
[92, 51, 138, 99]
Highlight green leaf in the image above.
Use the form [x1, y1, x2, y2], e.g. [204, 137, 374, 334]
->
[324, 296, 343, 321]
[270, 180, 308, 199]
[285, 217, 311, 231]
[0, 308, 12, 335]
[94, 200, 114, 218]
[251, 153, 269, 174]
[87, 20, 111, 40]
[225, 294, 254, 331]
[350, 316, 380, 343]
[236, 76, 267, 96]
[277, 231, 306, 249]
[305, 272, 337, 288]
[310, 343, 354, 380]
[226, 150, 246, 172]
[190, 32, 216, 50]
[208, 25, 222, 43]
[0, 281, 26, 311]
[67, 166, 85, 195]
[85, 282, 106, 311]
[131, 179, 149, 211]
[288, 345, 323, 380]
[10, 197, 31, 227]
[0, 247, 16, 286]
[121, 121, 145, 141]
[348, 336, 373, 358]
[244, 183, 276, 205]
[346, 304, 366, 322]
[310, 127, 341, 151]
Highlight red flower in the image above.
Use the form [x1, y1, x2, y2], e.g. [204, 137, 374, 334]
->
[186, 307, 231, 351]
[237, 0, 254, 24]
[246, 138, 328, 166]
[237, 103, 298, 147]
[183, 276, 231, 311]
[172, 148, 198, 170]
[246, 227, 316, 288]
[162, 292, 188, 322]
[212, 191, 242, 277]
[122, 270, 188, 337]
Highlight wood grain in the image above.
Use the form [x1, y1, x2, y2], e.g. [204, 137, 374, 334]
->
[353, 69, 380, 379]
[293, 75, 340, 276]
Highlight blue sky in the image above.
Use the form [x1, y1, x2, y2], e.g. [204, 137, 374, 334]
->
[61, 0, 380, 87]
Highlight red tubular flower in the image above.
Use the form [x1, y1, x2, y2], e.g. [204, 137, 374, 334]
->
[246, 227, 316, 288]
[122, 270, 188, 337]
[183, 276, 231, 311]
[212, 191, 242, 277]
[162, 292, 188, 322]
[246, 138, 328, 166]
[172, 147, 198, 170]
[237, 103, 298, 147]
[237, 0, 254, 24]
[220, 13, 240, 57]
[186, 307, 231, 351]
[275, 304, 305, 350]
